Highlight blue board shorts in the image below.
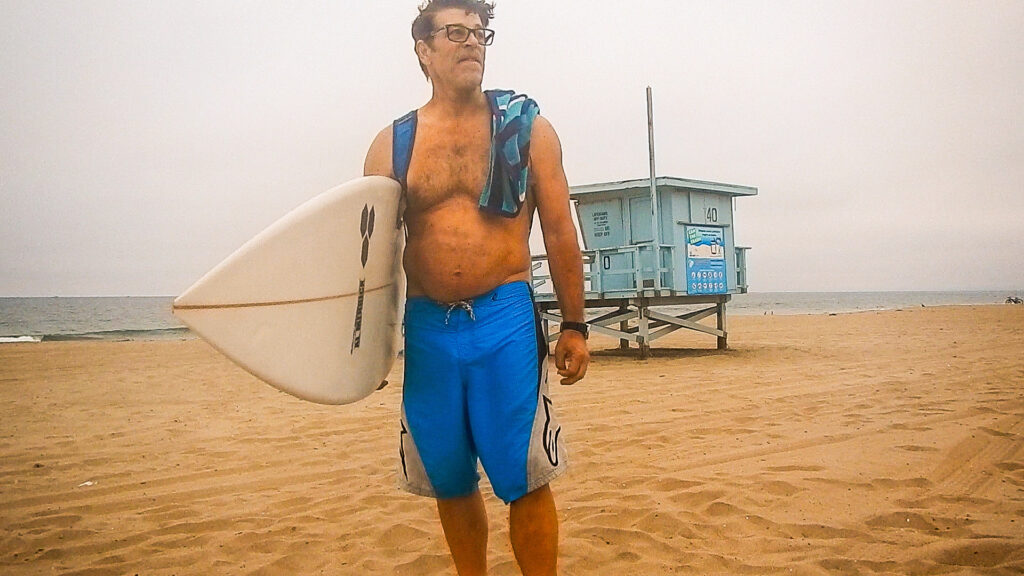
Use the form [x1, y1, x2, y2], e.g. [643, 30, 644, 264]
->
[398, 281, 568, 504]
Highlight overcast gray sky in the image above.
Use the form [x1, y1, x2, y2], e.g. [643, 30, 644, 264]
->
[2, 0, 1021, 296]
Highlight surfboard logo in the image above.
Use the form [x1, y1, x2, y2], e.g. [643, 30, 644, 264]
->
[542, 395, 561, 467]
[351, 204, 375, 352]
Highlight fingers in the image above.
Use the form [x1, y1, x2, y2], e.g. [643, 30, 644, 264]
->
[554, 341, 568, 371]
[554, 334, 589, 385]
[559, 349, 589, 385]
[576, 351, 590, 382]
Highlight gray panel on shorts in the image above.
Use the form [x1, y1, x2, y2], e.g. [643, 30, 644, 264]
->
[397, 404, 436, 498]
[525, 357, 569, 493]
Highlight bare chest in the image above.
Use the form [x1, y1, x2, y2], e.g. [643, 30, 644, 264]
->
[406, 119, 492, 212]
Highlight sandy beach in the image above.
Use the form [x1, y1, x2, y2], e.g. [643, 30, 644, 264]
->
[1, 305, 1022, 575]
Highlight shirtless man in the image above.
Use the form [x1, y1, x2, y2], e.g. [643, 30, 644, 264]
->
[363, 1, 588, 574]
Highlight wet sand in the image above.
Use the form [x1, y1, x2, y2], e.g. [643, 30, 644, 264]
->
[1, 305, 1022, 575]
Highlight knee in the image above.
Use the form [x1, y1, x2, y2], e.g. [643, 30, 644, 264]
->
[510, 484, 556, 517]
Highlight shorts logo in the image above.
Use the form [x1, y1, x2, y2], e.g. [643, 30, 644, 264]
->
[542, 395, 561, 467]
[351, 204, 375, 353]
[399, 420, 409, 480]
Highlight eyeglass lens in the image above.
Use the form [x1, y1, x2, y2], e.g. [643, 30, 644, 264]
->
[446, 25, 494, 45]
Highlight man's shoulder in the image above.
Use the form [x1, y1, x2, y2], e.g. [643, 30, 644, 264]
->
[373, 107, 418, 143]
[373, 123, 394, 143]
[529, 115, 558, 154]
[363, 124, 394, 179]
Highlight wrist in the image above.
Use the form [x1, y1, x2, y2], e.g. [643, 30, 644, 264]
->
[559, 321, 589, 339]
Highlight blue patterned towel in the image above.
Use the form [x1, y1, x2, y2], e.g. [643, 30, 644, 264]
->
[479, 90, 540, 218]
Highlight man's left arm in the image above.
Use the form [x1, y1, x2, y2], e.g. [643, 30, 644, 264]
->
[530, 115, 589, 385]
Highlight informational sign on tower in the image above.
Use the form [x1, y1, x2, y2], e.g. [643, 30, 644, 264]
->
[686, 226, 727, 295]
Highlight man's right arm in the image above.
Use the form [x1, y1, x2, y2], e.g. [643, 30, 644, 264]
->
[364, 126, 394, 178]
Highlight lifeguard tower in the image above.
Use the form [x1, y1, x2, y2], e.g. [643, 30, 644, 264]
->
[530, 87, 756, 356]
[531, 177, 756, 356]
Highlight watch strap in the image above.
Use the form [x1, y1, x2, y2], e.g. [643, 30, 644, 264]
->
[559, 321, 589, 338]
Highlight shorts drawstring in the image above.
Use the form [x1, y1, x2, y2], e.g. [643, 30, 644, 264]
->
[444, 300, 476, 325]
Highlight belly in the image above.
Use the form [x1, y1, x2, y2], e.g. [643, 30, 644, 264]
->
[403, 205, 532, 302]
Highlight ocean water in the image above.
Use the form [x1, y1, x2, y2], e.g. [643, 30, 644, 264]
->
[728, 290, 1021, 316]
[0, 291, 1020, 342]
[0, 297, 187, 342]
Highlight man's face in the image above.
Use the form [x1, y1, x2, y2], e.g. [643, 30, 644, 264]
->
[419, 8, 487, 89]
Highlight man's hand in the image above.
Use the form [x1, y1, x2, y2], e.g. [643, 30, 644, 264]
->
[554, 331, 589, 385]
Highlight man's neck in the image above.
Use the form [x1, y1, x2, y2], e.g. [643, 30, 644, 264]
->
[424, 83, 488, 118]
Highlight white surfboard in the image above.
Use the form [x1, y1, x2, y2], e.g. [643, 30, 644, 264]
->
[173, 176, 405, 405]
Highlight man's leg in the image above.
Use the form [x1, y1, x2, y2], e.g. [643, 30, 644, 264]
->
[437, 490, 488, 576]
[509, 484, 558, 576]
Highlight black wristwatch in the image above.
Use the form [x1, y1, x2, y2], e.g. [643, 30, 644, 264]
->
[559, 321, 589, 339]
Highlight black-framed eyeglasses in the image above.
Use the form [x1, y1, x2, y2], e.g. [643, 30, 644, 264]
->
[429, 24, 495, 46]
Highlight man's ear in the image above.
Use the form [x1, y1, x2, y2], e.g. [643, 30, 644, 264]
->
[415, 40, 431, 70]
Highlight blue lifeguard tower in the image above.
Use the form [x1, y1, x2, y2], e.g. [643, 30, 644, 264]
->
[531, 176, 757, 356]
[532, 88, 757, 356]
